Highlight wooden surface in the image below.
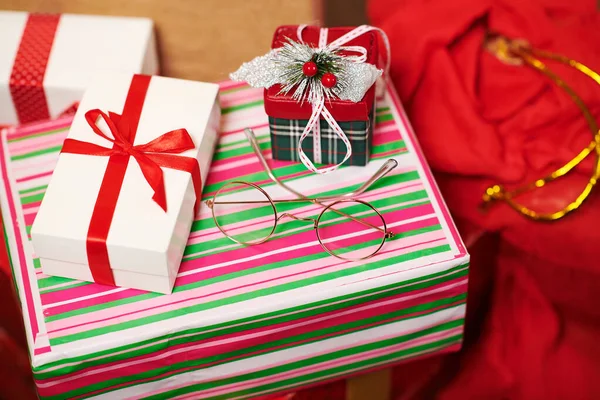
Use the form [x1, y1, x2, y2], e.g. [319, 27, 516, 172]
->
[0, 0, 320, 82]
[347, 368, 391, 400]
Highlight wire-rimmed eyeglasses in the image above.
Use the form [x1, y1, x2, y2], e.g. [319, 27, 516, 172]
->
[205, 128, 398, 261]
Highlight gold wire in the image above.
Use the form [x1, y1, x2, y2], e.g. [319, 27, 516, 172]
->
[482, 34, 600, 221]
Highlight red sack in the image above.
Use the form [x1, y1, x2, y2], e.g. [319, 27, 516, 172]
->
[368, 0, 600, 398]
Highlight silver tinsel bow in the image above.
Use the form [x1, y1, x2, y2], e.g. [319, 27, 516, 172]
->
[230, 38, 382, 104]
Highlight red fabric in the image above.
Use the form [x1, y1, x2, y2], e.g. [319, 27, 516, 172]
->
[61, 75, 203, 286]
[9, 14, 60, 124]
[264, 25, 378, 121]
[366, 0, 600, 399]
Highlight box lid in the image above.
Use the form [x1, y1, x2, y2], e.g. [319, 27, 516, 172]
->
[264, 25, 379, 121]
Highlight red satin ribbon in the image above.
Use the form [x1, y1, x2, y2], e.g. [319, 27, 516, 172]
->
[61, 75, 202, 286]
[9, 14, 60, 124]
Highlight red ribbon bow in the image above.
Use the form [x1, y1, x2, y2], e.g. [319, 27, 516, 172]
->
[62, 109, 201, 213]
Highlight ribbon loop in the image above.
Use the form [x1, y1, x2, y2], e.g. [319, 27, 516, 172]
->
[62, 108, 201, 213]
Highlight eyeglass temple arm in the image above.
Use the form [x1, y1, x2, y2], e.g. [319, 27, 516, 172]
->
[244, 128, 395, 238]
[244, 128, 399, 201]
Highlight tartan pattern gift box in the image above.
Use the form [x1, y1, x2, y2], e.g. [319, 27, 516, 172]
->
[232, 25, 387, 173]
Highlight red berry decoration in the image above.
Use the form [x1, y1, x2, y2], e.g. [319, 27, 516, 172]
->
[321, 72, 337, 88]
[302, 61, 318, 77]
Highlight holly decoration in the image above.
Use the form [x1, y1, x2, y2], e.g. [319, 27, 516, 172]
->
[230, 36, 382, 105]
[275, 38, 348, 103]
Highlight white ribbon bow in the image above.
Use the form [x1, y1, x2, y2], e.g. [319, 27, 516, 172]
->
[231, 25, 391, 174]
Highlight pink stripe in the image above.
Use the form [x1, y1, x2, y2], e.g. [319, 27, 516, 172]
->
[24, 212, 35, 227]
[34, 346, 51, 355]
[0, 132, 39, 341]
[386, 81, 466, 256]
[38, 285, 465, 395]
[376, 148, 407, 158]
[220, 123, 269, 137]
[15, 169, 52, 183]
[22, 200, 41, 210]
[9, 132, 67, 156]
[218, 81, 249, 91]
[220, 90, 263, 108]
[209, 148, 272, 169]
[372, 129, 403, 146]
[375, 119, 395, 129]
[6, 116, 72, 140]
[45, 228, 444, 335]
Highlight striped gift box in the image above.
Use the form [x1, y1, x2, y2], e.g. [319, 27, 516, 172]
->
[0, 80, 469, 399]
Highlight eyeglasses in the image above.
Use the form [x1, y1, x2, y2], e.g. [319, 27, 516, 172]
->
[205, 128, 398, 261]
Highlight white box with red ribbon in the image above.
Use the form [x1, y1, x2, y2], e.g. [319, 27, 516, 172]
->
[30, 73, 220, 294]
[0, 11, 158, 126]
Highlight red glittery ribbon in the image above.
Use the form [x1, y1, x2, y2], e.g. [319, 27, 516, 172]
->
[61, 75, 202, 286]
[9, 14, 60, 124]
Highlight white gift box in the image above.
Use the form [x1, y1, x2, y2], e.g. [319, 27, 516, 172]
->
[0, 11, 158, 125]
[30, 73, 220, 293]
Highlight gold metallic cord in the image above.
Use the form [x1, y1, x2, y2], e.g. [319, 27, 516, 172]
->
[482, 34, 600, 221]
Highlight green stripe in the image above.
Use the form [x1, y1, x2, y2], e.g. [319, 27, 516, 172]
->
[19, 184, 49, 195]
[376, 113, 393, 124]
[372, 139, 405, 155]
[222, 100, 263, 115]
[35, 263, 467, 375]
[37, 274, 90, 293]
[21, 191, 44, 205]
[11, 144, 62, 161]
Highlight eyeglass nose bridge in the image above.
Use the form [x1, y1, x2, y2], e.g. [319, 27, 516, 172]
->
[277, 213, 318, 229]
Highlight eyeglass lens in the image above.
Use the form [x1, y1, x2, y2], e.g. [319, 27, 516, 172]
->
[317, 200, 387, 261]
[212, 182, 276, 245]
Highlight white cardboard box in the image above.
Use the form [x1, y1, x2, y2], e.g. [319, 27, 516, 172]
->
[0, 11, 158, 125]
[30, 73, 221, 293]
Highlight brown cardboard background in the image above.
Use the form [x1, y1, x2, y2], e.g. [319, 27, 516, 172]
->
[0, 0, 320, 82]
